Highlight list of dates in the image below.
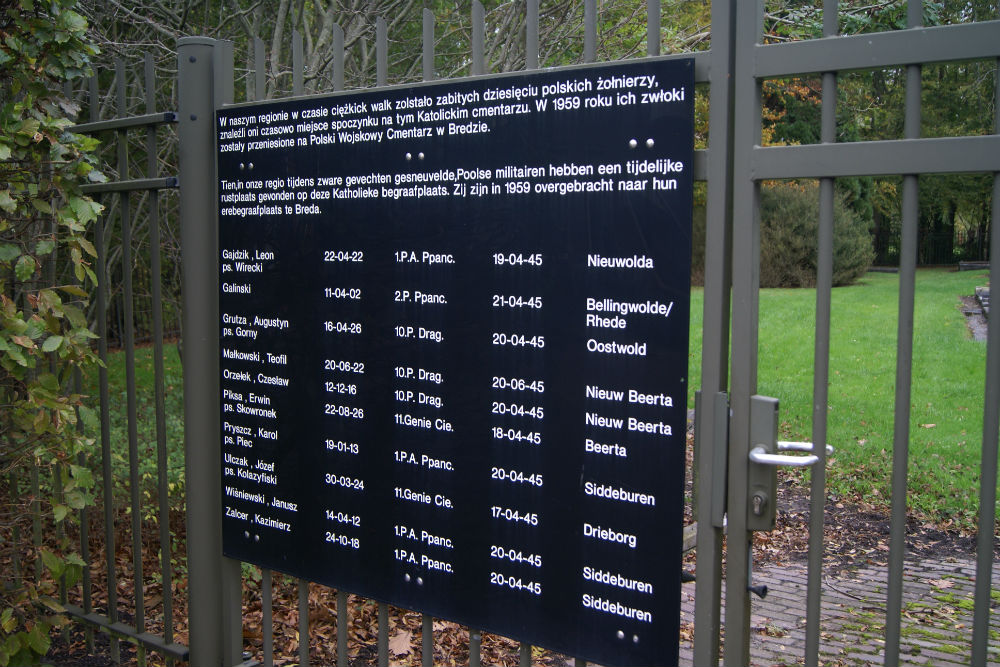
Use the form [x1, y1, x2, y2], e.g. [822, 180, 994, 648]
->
[218, 59, 693, 667]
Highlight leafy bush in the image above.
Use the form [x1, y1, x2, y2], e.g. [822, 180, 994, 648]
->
[760, 181, 874, 288]
[0, 1, 102, 664]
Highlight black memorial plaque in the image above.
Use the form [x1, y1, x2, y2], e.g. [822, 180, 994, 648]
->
[218, 59, 693, 667]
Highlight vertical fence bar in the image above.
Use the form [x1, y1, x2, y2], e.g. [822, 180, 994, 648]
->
[262, 569, 274, 667]
[422, 614, 433, 667]
[519, 642, 531, 666]
[468, 628, 481, 667]
[54, 467, 66, 623]
[376, 17, 387, 88]
[804, 8, 838, 666]
[245, 41, 253, 102]
[336, 590, 348, 667]
[144, 51, 175, 666]
[255, 37, 266, 100]
[178, 36, 225, 667]
[377, 602, 388, 667]
[8, 471, 21, 583]
[73, 78, 92, 653]
[215, 40, 245, 667]
[91, 69, 120, 665]
[333, 24, 345, 91]
[116, 58, 148, 667]
[971, 49, 1000, 667]
[725, 1, 765, 665]
[293, 30, 304, 96]
[52, 169, 67, 645]
[694, 1, 736, 663]
[647, 0, 660, 57]
[298, 580, 310, 666]
[31, 451, 41, 581]
[472, 1, 485, 76]
[423, 8, 435, 81]
[885, 4, 923, 664]
[693, 0, 736, 664]
[526, 0, 538, 70]
[584, 0, 596, 63]
[75, 368, 94, 652]
[5, 466, 18, 586]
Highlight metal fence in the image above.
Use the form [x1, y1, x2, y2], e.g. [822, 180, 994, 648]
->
[64, 54, 185, 664]
[38, 1, 999, 666]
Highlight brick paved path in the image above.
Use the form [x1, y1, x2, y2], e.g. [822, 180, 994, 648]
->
[676, 556, 1000, 666]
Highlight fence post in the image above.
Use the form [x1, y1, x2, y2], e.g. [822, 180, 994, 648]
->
[178, 36, 228, 667]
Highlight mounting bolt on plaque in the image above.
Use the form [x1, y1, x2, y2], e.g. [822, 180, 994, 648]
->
[405, 152, 412, 160]
[628, 138, 638, 148]
[617, 631, 625, 640]
[646, 138, 655, 148]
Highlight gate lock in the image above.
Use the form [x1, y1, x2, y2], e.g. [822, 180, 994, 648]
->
[747, 395, 833, 531]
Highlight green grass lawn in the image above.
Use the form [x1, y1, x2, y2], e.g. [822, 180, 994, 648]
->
[88, 267, 992, 532]
[83, 341, 186, 515]
[689, 267, 993, 531]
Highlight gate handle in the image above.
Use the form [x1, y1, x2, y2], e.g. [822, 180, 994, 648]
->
[777, 441, 834, 456]
[749, 441, 833, 468]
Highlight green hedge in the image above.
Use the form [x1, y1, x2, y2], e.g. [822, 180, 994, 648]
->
[690, 181, 873, 288]
[759, 181, 874, 288]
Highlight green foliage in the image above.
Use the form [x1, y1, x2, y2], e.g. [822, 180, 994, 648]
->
[759, 181, 874, 288]
[762, 2, 997, 265]
[0, 1, 102, 664]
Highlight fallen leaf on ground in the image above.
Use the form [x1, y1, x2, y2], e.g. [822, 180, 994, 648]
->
[389, 630, 413, 656]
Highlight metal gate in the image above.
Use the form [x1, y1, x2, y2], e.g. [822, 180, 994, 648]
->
[713, 4, 999, 666]
[49, 1, 999, 665]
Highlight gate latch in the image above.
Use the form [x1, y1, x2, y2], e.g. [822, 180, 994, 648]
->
[746, 395, 833, 531]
